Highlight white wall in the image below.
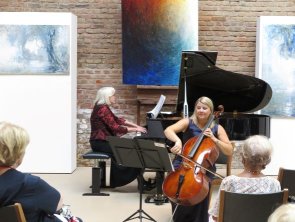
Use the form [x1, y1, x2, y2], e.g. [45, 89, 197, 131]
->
[264, 118, 295, 175]
[0, 12, 77, 173]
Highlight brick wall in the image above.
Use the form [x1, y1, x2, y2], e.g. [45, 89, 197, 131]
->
[1, 0, 294, 167]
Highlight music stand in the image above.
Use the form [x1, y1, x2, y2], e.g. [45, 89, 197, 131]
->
[135, 119, 169, 205]
[107, 136, 173, 222]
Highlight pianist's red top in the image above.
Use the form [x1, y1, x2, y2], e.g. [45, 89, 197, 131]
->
[90, 104, 128, 141]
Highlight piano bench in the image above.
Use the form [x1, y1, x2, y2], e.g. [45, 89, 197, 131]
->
[82, 151, 111, 196]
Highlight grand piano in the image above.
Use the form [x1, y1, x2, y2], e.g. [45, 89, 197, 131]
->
[174, 50, 272, 140]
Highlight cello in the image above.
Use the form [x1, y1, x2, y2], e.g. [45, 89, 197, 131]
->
[162, 109, 223, 206]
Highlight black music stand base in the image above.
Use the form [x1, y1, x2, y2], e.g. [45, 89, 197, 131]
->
[123, 173, 156, 222]
[123, 209, 156, 222]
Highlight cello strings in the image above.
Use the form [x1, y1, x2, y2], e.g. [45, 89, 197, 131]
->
[177, 154, 224, 179]
[165, 144, 224, 179]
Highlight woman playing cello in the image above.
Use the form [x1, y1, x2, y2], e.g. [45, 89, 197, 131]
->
[164, 96, 233, 222]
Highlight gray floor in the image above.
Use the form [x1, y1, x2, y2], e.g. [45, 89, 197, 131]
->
[34, 167, 238, 222]
[35, 168, 172, 222]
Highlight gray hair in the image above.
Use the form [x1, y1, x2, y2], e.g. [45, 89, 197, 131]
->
[0, 122, 30, 166]
[242, 135, 272, 169]
[94, 87, 115, 105]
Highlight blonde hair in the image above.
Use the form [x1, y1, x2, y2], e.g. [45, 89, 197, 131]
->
[268, 204, 295, 222]
[94, 87, 115, 105]
[191, 96, 215, 126]
[242, 135, 272, 170]
[0, 122, 30, 167]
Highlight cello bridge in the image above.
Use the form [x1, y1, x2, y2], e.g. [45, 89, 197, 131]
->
[182, 161, 193, 169]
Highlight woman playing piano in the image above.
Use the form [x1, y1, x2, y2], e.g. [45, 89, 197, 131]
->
[89, 86, 150, 188]
[164, 96, 233, 222]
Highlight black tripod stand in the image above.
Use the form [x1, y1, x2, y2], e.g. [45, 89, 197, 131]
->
[107, 136, 173, 222]
[124, 168, 156, 222]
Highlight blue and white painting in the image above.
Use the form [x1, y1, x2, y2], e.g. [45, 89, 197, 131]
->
[257, 17, 295, 117]
[0, 25, 69, 74]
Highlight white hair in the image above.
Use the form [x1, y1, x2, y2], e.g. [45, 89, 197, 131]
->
[242, 135, 273, 169]
[268, 204, 295, 222]
[94, 87, 115, 105]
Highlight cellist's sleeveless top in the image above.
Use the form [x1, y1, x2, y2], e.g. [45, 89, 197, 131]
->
[173, 119, 218, 179]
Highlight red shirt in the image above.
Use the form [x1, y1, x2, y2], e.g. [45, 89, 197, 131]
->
[90, 104, 128, 141]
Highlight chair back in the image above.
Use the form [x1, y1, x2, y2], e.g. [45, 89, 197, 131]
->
[278, 167, 295, 198]
[0, 203, 27, 222]
[218, 189, 289, 222]
[215, 151, 232, 176]
[208, 150, 233, 204]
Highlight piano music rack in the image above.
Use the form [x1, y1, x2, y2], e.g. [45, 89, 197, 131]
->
[136, 85, 178, 125]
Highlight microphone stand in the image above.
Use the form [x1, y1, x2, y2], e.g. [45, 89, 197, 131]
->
[183, 55, 189, 118]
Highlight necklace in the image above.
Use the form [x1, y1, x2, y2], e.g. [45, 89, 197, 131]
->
[247, 170, 261, 175]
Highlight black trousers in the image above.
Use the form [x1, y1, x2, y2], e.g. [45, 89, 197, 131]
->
[171, 194, 210, 222]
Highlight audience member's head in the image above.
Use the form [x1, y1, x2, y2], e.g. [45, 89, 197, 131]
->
[242, 135, 273, 172]
[268, 203, 295, 222]
[0, 121, 30, 168]
[94, 86, 115, 105]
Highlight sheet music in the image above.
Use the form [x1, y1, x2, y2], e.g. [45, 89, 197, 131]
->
[147, 95, 166, 119]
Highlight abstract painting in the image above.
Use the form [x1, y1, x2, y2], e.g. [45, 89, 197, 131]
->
[122, 0, 198, 85]
[256, 16, 295, 117]
[0, 25, 69, 75]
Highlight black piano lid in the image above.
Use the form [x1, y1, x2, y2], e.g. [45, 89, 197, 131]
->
[176, 51, 273, 114]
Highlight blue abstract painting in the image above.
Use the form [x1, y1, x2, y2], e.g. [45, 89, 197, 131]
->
[259, 23, 295, 117]
[0, 25, 69, 74]
[122, 0, 198, 86]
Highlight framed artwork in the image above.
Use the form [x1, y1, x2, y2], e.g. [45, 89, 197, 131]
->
[0, 12, 77, 173]
[256, 16, 295, 117]
[122, 0, 198, 86]
[0, 25, 69, 75]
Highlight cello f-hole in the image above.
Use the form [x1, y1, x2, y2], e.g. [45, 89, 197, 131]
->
[176, 175, 185, 198]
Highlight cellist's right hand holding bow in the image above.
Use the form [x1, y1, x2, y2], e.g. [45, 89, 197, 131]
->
[170, 139, 182, 155]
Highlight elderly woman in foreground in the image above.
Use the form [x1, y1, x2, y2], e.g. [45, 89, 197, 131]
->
[208, 135, 281, 222]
